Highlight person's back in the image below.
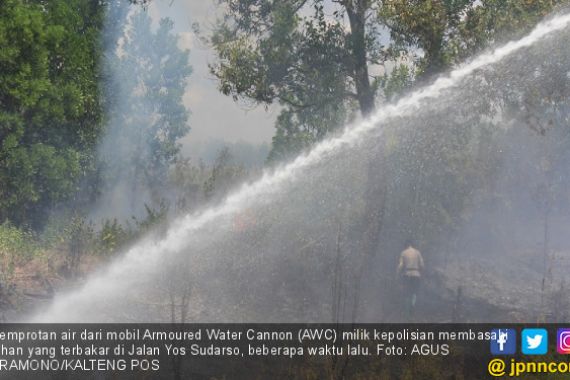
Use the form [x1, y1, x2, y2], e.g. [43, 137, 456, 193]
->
[397, 243, 424, 315]
[398, 246, 424, 278]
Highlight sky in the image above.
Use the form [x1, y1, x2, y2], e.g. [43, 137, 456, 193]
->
[147, 0, 278, 157]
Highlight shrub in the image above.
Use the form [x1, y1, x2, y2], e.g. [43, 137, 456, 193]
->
[0, 222, 38, 282]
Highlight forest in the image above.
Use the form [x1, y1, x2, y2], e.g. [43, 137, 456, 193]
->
[1, 0, 570, 324]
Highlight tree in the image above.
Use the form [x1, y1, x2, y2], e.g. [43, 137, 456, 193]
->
[456, 0, 567, 59]
[0, 0, 106, 227]
[211, 0, 570, 285]
[212, 1, 562, 160]
[379, 0, 566, 80]
[373, 1, 568, 259]
[211, 0, 387, 159]
[379, 0, 475, 78]
[211, 0, 564, 166]
[98, 9, 192, 217]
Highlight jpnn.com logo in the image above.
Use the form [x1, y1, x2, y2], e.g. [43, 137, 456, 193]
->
[491, 329, 516, 355]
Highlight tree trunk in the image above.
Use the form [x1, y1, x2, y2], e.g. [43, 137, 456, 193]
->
[344, 1, 388, 320]
[422, 38, 445, 79]
[346, 0, 374, 116]
[346, 0, 385, 256]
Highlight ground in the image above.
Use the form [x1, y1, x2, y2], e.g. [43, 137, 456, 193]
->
[0, 252, 104, 321]
[2, 245, 568, 322]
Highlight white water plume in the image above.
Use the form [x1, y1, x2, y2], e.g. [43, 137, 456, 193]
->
[31, 11, 570, 322]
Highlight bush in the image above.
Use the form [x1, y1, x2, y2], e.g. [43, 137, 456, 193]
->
[98, 219, 130, 255]
[0, 222, 38, 282]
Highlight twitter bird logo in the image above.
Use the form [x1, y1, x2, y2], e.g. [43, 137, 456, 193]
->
[527, 335, 542, 349]
[522, 329, 548, 355]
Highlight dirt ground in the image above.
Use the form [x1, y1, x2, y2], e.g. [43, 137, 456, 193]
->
[0, 252, 105, 321]
[438, 248, 570, 322]
[3, 245, 568, 322]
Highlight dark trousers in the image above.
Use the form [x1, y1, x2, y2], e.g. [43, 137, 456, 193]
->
[401, 275, 420, 317]
[402, 275, 420, 297]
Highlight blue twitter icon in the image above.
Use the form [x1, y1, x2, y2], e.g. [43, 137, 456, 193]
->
[522, 329, 548, 355]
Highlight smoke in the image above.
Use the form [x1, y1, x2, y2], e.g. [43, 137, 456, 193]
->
[30, 11, 570, 323]
[93, 3, 191, 222]
[441, 117, 570, 321]
[181, 139, 270, 168]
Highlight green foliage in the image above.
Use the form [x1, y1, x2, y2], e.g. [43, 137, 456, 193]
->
[211, 0, 384, 159]
[0, 222, 37, 259]
[1, 144, 81, 226]
[0, 1, 191, 228]
[0, 221, 38, 282]
[133, 202, 169, 234]
[213, 0, 562, 160]
[380, 0, 565, 79]
[382, 64, 414, 102]
[98, 219, 130, 255]
[97, 203, 169, 255]
[0, 0, 106, 228]
[380, 0, 475, 76]
[267, 110, 319, 162]
[61, 214, 95, 276]
[455, 0, 567, 59]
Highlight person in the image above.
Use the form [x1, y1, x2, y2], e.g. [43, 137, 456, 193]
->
[397, 240, 424, 315]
